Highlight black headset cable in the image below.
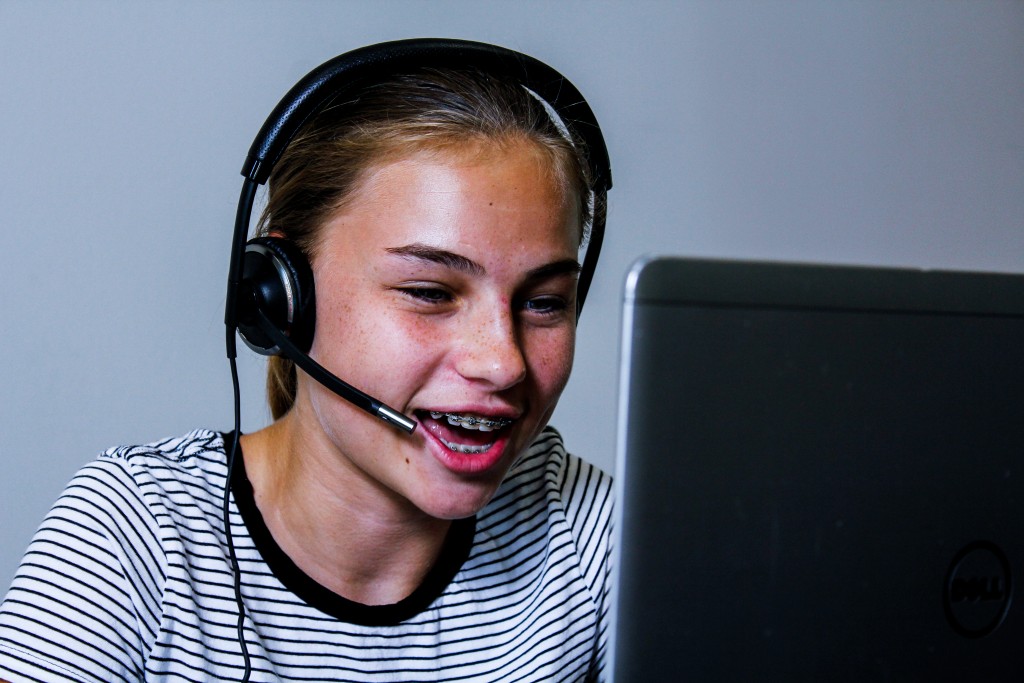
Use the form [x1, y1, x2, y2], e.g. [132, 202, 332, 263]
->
[224, 352, 253, 682]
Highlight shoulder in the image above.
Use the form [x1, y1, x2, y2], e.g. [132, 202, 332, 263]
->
[33, 428, 221, 515]
[12, 428, 232, 596]
[486, 426, 614, 570]
[44, 430, 225, 525]
[503, 425, 614, 524]
[96, 428, 228, 484]
[18, 429, 230, 566]
[471, 426, 615, 672]
[0, 429, 229, 682]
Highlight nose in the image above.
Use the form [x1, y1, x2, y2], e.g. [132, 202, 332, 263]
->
[455, 307, 527, 390]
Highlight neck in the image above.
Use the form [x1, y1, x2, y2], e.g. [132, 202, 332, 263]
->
[239, 412, 451, 606]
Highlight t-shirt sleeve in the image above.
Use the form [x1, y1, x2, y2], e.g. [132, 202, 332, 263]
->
[558, 449, 615, 682]
[0, 458, 166, 682]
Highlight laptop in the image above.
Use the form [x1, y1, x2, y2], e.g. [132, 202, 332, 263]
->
[610, 256, 1024, 681]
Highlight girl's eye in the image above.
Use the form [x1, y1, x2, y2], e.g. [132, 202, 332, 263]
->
[522, 296, 569, 316]
[401, 287, 452, 304]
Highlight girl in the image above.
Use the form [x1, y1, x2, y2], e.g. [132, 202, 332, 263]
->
[0, 41, 613, 682]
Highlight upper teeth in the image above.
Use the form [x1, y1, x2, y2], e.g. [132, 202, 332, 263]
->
[429, 411, 512, 431]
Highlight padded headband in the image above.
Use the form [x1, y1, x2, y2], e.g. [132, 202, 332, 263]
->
[241, 38, 611, 189]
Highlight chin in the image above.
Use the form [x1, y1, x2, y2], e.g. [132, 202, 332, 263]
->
[417, 480, 503, 521]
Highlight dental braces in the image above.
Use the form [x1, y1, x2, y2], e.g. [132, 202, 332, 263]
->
[429, 411, 513, 430]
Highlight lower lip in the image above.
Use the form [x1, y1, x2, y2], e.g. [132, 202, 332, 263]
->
[421, 423, 513, 475]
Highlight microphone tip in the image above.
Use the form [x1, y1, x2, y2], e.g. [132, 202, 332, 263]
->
[376, 405, 417, 434]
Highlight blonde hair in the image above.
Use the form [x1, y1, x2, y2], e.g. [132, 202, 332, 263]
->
[259, 68, 600, 418]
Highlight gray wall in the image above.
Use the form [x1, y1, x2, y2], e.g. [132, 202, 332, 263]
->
[2, 1, 1022, 590]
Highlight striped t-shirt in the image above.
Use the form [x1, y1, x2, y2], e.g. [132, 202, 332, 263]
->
[0, 428, 613, 682]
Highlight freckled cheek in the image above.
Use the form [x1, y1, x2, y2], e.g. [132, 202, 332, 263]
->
[312, 304, 449, 407]
[311, 288, 401, 372]
[315, 296, 365, 348]
[370, 311, 454, 378]
[526, 330, 576, 397]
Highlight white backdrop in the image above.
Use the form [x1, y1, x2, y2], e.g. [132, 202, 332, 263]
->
[2, 0, 1022, 590]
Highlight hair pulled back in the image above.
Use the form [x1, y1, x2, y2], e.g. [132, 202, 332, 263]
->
[260, 67, 601, 419]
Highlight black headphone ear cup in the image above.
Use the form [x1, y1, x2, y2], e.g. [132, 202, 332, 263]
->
[237, 236, 316, 355]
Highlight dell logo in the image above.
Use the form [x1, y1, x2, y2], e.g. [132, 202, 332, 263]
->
[949, 576, 1006, 603]
[943, 541, 1012, 639]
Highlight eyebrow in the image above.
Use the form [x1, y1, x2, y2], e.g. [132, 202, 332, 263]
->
[523, 258, 582, 283]
[384, 243, 581, 282]
[385, 244, 485, 276]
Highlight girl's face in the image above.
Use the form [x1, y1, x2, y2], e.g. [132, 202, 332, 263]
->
[295, 140, 580, 520]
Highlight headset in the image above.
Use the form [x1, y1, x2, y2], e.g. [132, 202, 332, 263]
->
[220, 38, 611, 679]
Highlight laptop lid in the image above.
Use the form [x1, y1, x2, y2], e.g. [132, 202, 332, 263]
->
[610, 256, 1024, 681]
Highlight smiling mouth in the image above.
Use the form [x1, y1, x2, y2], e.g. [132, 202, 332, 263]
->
[421, 411, 515, 454]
